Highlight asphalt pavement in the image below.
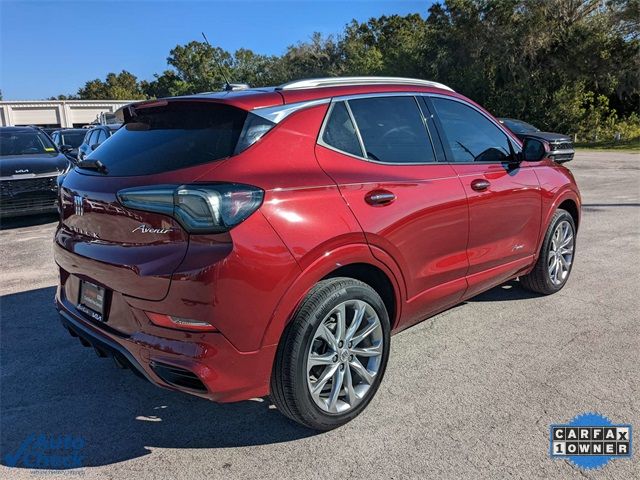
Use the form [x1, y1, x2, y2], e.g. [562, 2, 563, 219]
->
[1, 150, 638, 479]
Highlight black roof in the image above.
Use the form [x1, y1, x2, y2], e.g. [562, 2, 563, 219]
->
[0, 126, 43, 133]
[51, 128, 89, 134]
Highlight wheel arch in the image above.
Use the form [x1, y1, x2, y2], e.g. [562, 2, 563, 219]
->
[322, 263, 397, 328]
[558, 198, 580, 231]
[536, 189, 581, 255]
[260, 243, 404, 348]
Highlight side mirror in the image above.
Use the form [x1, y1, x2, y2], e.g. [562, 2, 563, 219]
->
[59, 144, 73, 153]
[522, 137, 548, 162]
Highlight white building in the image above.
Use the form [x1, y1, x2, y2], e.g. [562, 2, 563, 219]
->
[0, 100, 134, 128]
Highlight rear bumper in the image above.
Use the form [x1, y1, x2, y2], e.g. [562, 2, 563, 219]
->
[55, 288, 277, 403]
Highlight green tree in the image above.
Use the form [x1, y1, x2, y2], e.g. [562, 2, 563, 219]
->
[77, 70, 146, 100]
[56, 1, 638, 141]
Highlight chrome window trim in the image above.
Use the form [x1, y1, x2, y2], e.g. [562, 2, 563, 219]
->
[255, 89, 521, 167]
[317, 95, 442, 166]
[342, 101, 367, 158]
[424, 93, 522, 147]
[251, 98, 330, 124]
[412, 96, 441, 161]
[321, 91, 520, 147]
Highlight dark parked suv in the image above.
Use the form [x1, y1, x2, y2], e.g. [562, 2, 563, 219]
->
[55, 77, 581, 430]
[51, 128, 88, 160]
[1, 126, 70, 217]
[499, 117, 575, 163]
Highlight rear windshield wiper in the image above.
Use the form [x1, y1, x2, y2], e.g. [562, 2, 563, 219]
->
[77, 159, 108, 174]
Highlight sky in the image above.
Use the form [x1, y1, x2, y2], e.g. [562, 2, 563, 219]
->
[0, 0, 434, 100]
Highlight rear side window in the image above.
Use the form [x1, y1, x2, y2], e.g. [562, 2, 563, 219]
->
[96, 129, 108, 144]
[321, 102, 363, 157]
[84, 102, 248, 176]
[87, 130, 98, 146]
[432, 98, 511, 163]
[348, 96, 436, 164]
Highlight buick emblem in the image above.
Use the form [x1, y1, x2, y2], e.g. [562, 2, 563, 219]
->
[74, 195, 84, 216]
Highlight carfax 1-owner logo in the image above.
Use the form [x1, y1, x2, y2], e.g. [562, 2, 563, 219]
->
[550, 413, 632, 470]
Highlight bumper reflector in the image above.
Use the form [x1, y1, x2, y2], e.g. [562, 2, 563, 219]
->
[145, 311, 217, 332]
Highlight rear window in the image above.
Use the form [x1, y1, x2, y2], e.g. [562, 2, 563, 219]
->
[83, 102, 248, 176]
[61, 131, 86, 147]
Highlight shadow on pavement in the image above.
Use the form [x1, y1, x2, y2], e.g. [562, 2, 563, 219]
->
[0, 214, 58, 231]
[1, 280, 542, 469]
[465, 279, 540, 302]
[0, 287, 317, 470]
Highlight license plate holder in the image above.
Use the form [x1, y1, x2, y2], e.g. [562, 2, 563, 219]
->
[78, 280, 106, 322]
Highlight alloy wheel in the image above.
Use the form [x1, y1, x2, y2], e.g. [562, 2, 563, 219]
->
[548, 219, 574, 285]
[306, 299, 384, 414]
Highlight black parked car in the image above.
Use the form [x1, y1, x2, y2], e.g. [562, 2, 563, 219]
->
[0, 126, 70, 218]
[77, 125, 120, 161]
[499, 118, 574, 163]
[50, 128, 88, 160]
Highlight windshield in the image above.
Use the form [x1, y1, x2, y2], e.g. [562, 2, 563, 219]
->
[83, 102, 247, 176]
[61, 131, 87, 148]
[501, 118, 539, 134]
[0, 130, 57, 156]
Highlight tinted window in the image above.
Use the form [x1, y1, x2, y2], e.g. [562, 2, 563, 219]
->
[321, 102, 362, 157]
[96, 129, 108, 144]
[348, 96, 435, 163]
[0, 130, 57, 156]
[501, 118, 539, 134]
[83, 102, 247, 176]
[87, 130, 99, 146]
[61, 131, 86, 147]
[432, 98, 511, 163]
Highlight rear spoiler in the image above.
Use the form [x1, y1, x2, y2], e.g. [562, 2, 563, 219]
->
[115, 100, 170, 124]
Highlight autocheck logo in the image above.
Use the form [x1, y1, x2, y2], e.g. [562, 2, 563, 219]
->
[3, 433, 85, 468]
[132, 224, 174, 234]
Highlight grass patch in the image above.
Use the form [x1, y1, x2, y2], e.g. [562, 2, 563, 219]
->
[575, 137, 640, 151]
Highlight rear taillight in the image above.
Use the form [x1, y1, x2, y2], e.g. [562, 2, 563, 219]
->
[117, 183, 263, 233]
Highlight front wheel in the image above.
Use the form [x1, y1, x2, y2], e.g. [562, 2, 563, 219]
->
[270, 277, 390, 431]
[520, 208, 576, 294]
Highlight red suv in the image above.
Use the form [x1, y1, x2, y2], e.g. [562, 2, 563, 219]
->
[54, 77, 580, 430]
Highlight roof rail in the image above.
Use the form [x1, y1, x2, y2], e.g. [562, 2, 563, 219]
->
[276, 76, 454, 92]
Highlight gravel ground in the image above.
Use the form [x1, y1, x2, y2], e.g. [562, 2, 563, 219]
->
[1, 150, 638, 479]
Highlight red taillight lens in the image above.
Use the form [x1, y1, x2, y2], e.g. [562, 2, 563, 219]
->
[145, 312, 217, 332]
[117, 183, 264, 234]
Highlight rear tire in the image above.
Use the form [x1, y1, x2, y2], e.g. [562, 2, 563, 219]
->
[520, 209, 576, 295]
[270, 277, 390, 431]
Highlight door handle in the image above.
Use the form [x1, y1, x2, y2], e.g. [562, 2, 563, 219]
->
[471, 179, 490, 191]
[365, 190, 396, 206]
